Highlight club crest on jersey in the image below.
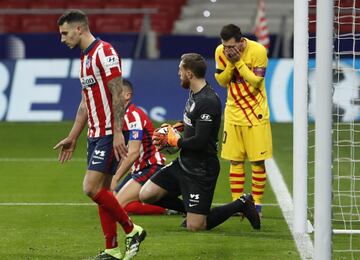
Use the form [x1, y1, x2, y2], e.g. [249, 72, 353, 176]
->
[80, 75, 96, 89]
[183, 114, 192, 126]
[132, 130, 139, 140]
[86, 57, 92, 69]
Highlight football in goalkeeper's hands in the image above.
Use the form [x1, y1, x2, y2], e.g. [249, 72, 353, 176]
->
[156, 126, 181, 154]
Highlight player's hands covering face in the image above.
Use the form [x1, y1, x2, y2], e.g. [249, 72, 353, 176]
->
[224, 46, 241, 64]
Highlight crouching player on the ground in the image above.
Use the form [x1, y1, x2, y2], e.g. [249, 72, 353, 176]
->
[139, 53, 261, 231]
[111, 79, 174, 215]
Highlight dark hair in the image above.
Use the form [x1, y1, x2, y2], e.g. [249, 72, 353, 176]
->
[180, 53, 207, 78]
[122, 79, 134, 93]
[220, 24, 242, 42]
[57, 9, 89, 27]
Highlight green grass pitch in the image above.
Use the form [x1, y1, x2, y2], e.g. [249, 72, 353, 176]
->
[0, 122, 357, 259]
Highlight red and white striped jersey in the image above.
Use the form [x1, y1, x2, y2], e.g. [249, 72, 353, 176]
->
[79, 39, 122, 138]
[123, 103, 166, 172]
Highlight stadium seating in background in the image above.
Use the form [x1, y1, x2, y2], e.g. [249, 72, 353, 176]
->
[103, 1, 142, 9]
[0, 0, 186, 34]
[21, 15, 59, 33]
[0, 0, 29, 9]
[28, 0, 67, 9]
[94, 15, 136, 33]
[174, 0, 293, 36]
[0, 15, 21, 33]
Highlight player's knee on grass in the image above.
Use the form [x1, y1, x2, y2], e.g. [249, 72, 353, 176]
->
[186, 219, 207, 231]
[186, 214, 207, 231]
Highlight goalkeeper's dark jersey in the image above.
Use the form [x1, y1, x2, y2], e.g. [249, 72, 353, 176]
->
[177, 83, 222, 175]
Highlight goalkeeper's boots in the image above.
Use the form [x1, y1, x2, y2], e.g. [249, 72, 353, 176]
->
[95, 247, 122, 260]
[239, 193, 261, 230]
[123, 224, 147, 260]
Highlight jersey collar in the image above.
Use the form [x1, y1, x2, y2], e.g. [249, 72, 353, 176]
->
[83, 38, 100, 55]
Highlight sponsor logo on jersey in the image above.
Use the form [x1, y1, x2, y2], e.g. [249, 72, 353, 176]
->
[128, 122, 138, 130]
[200, 114, 212, 121]
[80, 75, 96, 89]
[103, 55, 119, 70]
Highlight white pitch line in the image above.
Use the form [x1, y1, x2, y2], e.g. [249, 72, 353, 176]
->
[0, 157, 314, 259]
[0, 158, 85, 162]
[0, 202, 94, 206]
[266, 158, 314, 260]
[0, 202, 279, 207]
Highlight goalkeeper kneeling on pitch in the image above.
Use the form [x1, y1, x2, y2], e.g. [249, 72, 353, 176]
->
[139, 53, 261, 231]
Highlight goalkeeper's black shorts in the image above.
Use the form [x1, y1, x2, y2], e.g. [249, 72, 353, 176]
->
[150, 158, 219, 215]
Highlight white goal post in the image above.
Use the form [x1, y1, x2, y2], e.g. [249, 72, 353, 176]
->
[294, 0, 360, 259]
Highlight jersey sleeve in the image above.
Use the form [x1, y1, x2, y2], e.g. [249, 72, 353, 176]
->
[214, 45, 235, 87]
[234, 44, 268, 88]
[97, 44, 122, 82]
[125, 112, 144, 141]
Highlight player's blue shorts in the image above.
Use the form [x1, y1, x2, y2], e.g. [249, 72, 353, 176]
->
[115, 164, 163, 192]
[87, 135, 119, 175]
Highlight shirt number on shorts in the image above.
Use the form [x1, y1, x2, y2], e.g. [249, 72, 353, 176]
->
[222, 131, 227, 144]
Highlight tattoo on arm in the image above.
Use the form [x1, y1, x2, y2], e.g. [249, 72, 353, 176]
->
[75, 95, 88, 125]
[108, 76, 125, 132]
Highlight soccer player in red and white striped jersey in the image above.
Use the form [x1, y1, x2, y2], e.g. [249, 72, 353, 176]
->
[110, 79, 168, 215]
[53, 10, 145, 260]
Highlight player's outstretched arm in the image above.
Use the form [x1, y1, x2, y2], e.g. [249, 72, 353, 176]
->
[53, 94, 87, 163]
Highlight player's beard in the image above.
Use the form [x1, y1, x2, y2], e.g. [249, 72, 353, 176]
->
[180, 77, 190, 89]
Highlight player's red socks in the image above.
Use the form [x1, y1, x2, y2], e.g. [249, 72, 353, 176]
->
[98, 205, 118, 249]
[93, 188, 134, 234]
[125, 201, 166, 215]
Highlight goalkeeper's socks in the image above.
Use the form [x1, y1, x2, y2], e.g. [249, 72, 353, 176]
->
[206, 200, 243, 230]
[229, 163, 245, 201]
[251, 163, 267, 205]
[153, 195, 186, 213]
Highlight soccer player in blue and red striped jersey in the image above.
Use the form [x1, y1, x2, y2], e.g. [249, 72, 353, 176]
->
[54, 10, 145, 260]
[110, 79, 168, 215]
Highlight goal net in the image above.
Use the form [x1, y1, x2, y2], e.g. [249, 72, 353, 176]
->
[307, 0, 360, 258]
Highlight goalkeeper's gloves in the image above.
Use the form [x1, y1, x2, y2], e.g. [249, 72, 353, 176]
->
[172, 121, 184, 132]
[166, 125, 180, 147]
[160, 122, 184, 132]
[152, 125, 181, 149]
